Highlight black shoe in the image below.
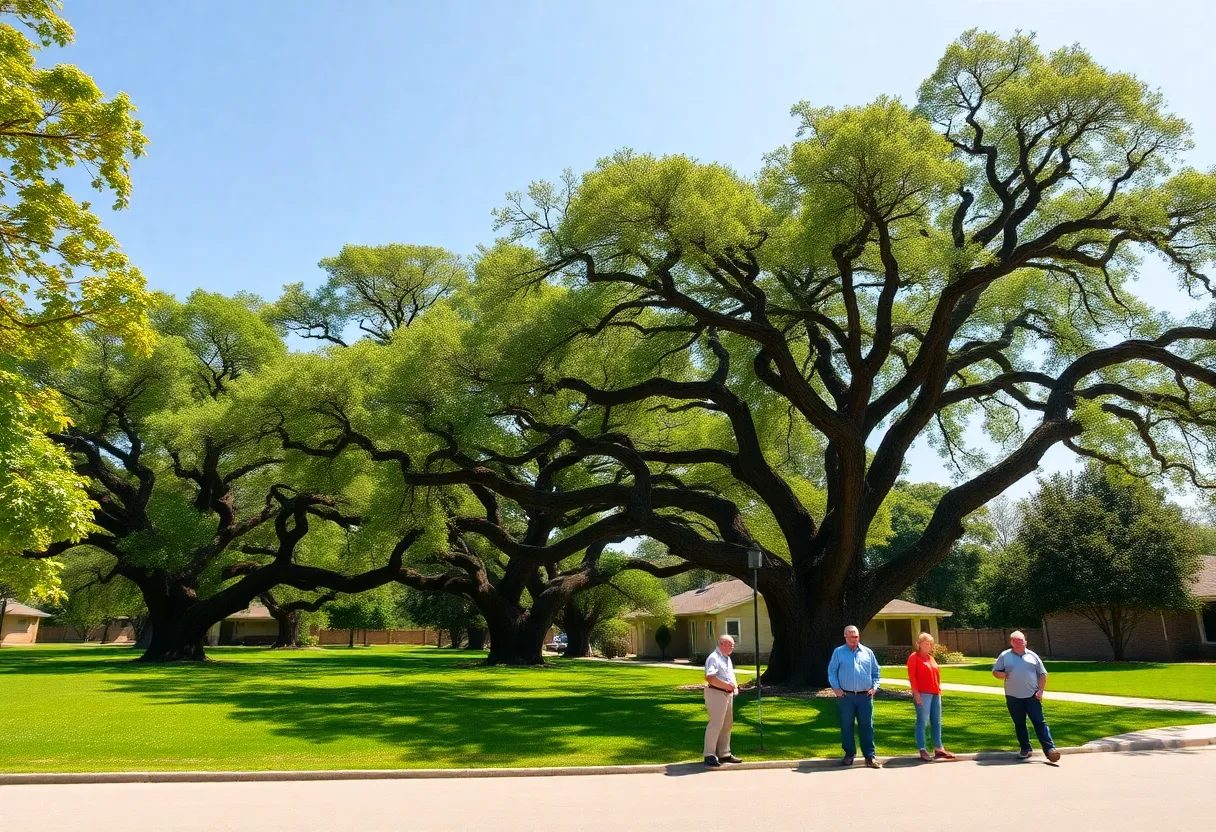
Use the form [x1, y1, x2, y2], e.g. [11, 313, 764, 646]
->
[864, 757, 880, 769]
[841, 756, 854, 766]
[719, 754, 743, 764]
[1018, 749, 1033, 759]
[704, 755, 721, 768]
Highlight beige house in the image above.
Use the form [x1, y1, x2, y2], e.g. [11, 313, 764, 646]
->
[1043, 556, 1216, 661]
[0, 600, 52, 645]
[628, 579, 951, 661]
[204, 604, 279, 646]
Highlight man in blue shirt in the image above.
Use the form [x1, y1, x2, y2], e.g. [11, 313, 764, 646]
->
[827, 625, 882, 767]
[992, 630, 1061, 762]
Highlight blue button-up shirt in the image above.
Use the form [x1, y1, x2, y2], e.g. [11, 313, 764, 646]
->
[827, 643, 881, 692]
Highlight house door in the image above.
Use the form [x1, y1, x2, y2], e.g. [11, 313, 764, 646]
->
[219, 621, 235, 645]
[886, 619, 913, 646]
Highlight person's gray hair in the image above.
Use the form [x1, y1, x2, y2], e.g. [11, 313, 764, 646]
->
[1010, 630, 1026, 641]
[843, 625, 860, 636]
[718, 633, 735, 645]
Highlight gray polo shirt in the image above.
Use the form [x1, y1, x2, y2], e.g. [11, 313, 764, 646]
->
[705, 648, 736, 687]
[993, 648, 1047, 699]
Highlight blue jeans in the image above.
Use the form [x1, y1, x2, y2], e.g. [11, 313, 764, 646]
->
[1005, 695, 1055, 752]
[915, 693, 942, 751]
[836, 691, 875, 758]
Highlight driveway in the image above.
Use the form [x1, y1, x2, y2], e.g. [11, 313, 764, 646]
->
[3, 747, 1213, 831]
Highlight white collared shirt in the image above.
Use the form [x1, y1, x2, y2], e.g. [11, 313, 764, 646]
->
[705, 648, 736, 686]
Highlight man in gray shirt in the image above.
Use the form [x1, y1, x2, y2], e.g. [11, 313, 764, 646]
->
[992, 630, 1060, 762]
[703, 634, 742, 767]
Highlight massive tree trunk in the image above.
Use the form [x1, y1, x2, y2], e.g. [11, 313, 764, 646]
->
[483, 610, 545, 665]
[481, 589, 569, 665]
[557, 599, 595, 658]
[133, 575, 211, 662]
[466, 626, 486, 650]
[270, 608, 301, 648]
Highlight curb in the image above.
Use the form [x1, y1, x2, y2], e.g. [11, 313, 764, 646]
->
[2, 736, 1213, 786]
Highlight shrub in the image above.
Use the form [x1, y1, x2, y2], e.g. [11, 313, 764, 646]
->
[591, 619, 632, 658]
[298, 633, 319, 648]
[654, 624, 672, 658]
[932, 644, 967, 664]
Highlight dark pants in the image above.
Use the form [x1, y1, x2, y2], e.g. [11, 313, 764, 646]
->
[836, 691, 876, 758]
[1005, 694, 1055, 752]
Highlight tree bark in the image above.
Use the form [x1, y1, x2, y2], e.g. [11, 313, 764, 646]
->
[466, 626, 486, 650]
[132, 576, 211, 662]
[558, 600, 595, 658]
[270, 609, 301, 648]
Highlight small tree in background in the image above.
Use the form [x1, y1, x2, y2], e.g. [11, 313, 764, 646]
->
[591, 619, 632, 659]
[324, 592, 399, 648]
[1016, 465, 1203, 660]
[654, 624, 672, 659]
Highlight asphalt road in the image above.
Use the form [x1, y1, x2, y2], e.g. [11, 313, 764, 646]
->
[2, 748, 1212, 831]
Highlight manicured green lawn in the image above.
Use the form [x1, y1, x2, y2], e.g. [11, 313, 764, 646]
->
[1, 645, 1211, 773]
[882, 660, 1216, 703]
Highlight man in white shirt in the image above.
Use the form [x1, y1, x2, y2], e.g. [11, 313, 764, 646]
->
[703, 633, 742, 767]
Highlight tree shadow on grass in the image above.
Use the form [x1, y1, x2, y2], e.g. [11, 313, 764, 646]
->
[6, 647, 1209, 770]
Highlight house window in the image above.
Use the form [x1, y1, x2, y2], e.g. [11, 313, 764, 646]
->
[706, 621, 714, 641]
[1201, 602, 1216, 644]
[725, 619, 741, 638]
[15, 617, 25, 627]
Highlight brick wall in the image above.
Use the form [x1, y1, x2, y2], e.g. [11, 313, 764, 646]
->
[1041, 610, 1212, 661]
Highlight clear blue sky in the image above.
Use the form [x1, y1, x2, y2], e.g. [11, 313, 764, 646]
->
[58, 0, 1216, 497]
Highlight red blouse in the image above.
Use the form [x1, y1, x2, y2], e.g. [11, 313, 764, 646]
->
[906, 652, 941, 695]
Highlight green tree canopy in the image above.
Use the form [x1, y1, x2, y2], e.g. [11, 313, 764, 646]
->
[1014, 464, 1204, 659]
[475, 30, 1216, 686]
[19, 292, 428, 661]
[0, 1, 150, 596]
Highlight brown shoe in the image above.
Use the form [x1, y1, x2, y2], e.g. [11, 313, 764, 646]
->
[1045, 748, 1061, 763]
[864, 757, 880, 769]
[918, 750, 933, 762]
[934, 748, 956, 760]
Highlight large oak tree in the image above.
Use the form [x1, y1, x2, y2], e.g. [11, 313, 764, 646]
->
[480, 31, 1216, 686]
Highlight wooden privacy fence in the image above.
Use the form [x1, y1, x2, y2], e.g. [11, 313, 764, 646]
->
[309, 627, 453, 647]
[937, 627, 1045, 657]
[37, 623, 137, 644]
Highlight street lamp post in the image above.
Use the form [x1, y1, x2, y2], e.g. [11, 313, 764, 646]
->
[747, 542, 764, 750]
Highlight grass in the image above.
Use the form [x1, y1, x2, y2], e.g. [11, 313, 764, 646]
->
[0, 645, 1212, 773]
[881, 659, 1216, 703]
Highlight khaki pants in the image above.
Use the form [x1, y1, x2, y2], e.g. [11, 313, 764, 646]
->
[703, 687, 734, 758]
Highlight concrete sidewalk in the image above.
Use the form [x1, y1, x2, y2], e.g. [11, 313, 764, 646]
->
[5, 748, 1214, 832]
[881, 677, 1216, 715]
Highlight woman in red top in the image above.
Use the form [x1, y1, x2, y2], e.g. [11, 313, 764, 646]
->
[907, 633, 955, 761]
